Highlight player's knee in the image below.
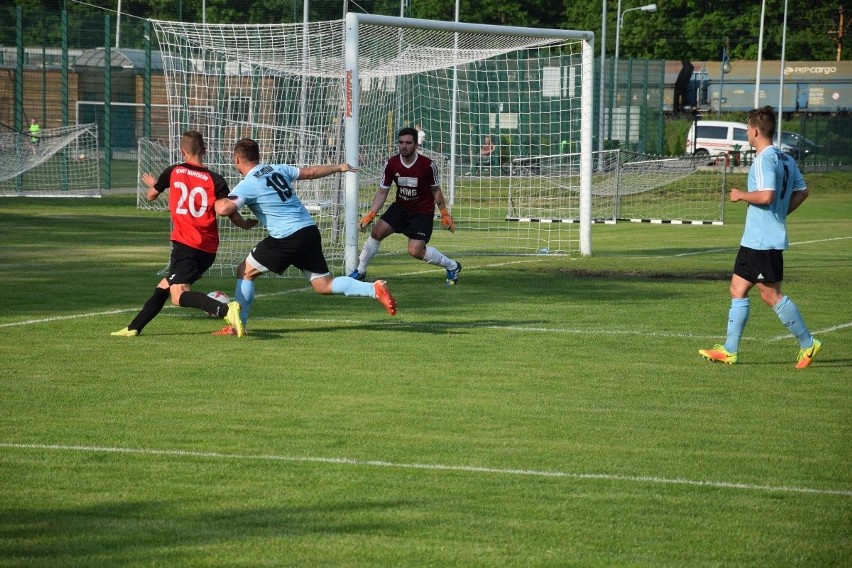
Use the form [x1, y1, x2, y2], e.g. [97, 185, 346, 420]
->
[760, 290, 781, 307]
[408, 243, 426, 258]
[311, 275, 333, 295]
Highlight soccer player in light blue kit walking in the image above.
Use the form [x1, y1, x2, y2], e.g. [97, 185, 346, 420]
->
[699, 106, 821, 368]
[213, 138, 396, 337]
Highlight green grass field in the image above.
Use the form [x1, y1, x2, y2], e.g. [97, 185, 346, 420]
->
[1, 173, 850, 566]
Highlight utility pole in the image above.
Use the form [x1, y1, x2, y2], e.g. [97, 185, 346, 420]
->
[829, 7, 848, 62]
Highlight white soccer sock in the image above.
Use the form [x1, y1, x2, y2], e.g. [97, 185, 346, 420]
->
[423, 246, 456, 270]
[357, 237, 381, 274]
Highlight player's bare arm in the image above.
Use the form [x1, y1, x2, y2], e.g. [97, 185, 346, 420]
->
[215, 196, 239, 217]
[729, 187, 774, 205]
[298, 162, 355, 180]
[227, 211, 258, 230]
[432, 185, 456, 232]
[788, 188, 809, 214]
[359, 186, 390, 230]
[141, 172, 160, 201]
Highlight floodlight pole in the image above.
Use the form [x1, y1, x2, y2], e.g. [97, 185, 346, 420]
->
[718, 40, 731, 117]
[611, 2, 656, 145]
[598, 1, 606, 159]
[776, 0, 788, 144]
[598, 0, 607, 169]
[755, 0, 766, 107]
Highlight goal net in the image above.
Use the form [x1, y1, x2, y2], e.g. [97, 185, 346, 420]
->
[148, 15, 593, 273]
[507, 149, 727, 225]
[0, 123, 100, 198]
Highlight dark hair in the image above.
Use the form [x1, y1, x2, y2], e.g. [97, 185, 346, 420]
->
[397, 127, 418, 145]
[181, 130, 206, 156]
[746, 106, 777, 139]
[234, 138, 260, 163]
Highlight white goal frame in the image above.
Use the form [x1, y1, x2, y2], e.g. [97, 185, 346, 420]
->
[148, 15, 595, 274]
[342, 13, 594, 268]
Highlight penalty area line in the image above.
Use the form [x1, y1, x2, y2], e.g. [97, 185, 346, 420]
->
[1, 442, 849, 497]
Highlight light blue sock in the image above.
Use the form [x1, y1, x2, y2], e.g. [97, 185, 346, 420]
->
[331, 276, 376, 298]
[233, 279, 255, 327]
[724, 298, 750, 354]
[773, 295, 813, 348]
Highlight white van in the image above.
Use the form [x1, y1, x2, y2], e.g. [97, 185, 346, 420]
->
[686, 120, 795, 157]
[686, 120, 750, 156]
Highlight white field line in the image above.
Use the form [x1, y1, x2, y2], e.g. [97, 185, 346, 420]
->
[2, 298, 847, 344]
[768, 321, 852, 342]
[0, 287, 314, 329]
[0, 442, 848, 497]
[646, 235, 852, 258]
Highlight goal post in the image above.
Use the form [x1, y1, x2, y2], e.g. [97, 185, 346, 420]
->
[148, 15, 595, 275]
[342, 13, 595, 267]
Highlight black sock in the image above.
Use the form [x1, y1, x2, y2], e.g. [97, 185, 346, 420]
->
[128, 287, 170, 332]
[179, 290, 228, 318]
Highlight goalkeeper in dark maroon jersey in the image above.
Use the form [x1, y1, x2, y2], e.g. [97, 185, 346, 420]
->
[350, 126, 462, 285]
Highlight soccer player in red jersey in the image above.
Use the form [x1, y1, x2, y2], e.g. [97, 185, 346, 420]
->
[351, 126, 462, 285]
[111, 130, 256, 337]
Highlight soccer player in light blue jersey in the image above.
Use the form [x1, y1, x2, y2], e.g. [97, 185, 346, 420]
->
[213, 138, 396, 337]
[699, 106, 821, 368]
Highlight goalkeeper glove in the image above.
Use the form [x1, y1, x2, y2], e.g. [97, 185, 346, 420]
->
[439, 206, 455, 233]
[358, 210, 376, 231]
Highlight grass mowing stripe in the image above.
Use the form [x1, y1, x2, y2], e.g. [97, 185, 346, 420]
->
[4, 302, 850, 344]
[5, 305, 851, 346]
[3, 442, 850, 497]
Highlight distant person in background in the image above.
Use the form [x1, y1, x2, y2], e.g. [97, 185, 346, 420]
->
[698, 106, 821, 368]
[475, 135, 496, 172]
[111, 130, 255, 337]
[324, 119, 339, 164]
[416, 124, 426, 147]
[29, 118, 40, 153]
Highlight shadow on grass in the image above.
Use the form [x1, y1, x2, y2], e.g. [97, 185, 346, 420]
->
[0, 497, 420, 564]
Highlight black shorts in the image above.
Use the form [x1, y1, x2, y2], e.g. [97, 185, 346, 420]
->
[166, 241, 216, 285]
[733, 246, 784, 284]
[380, 202, 434, 243]
[247, 225, 329, 275]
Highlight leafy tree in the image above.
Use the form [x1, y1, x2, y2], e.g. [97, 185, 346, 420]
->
[2, 0, 849, 61]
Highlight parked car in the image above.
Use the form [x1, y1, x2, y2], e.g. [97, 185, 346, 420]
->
[686, 120, 750, 156]
[686, 120, 796, 157]
[779, 131, 820, 161]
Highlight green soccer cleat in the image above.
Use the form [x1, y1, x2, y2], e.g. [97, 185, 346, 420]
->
[111, 327, 139, 337]
[795, 338, 822, 369]
[224, 301, 245, 338]
[698, 345, 737, 364]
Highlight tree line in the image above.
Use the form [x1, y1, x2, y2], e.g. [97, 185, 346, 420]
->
[3, 0, 848, 62]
